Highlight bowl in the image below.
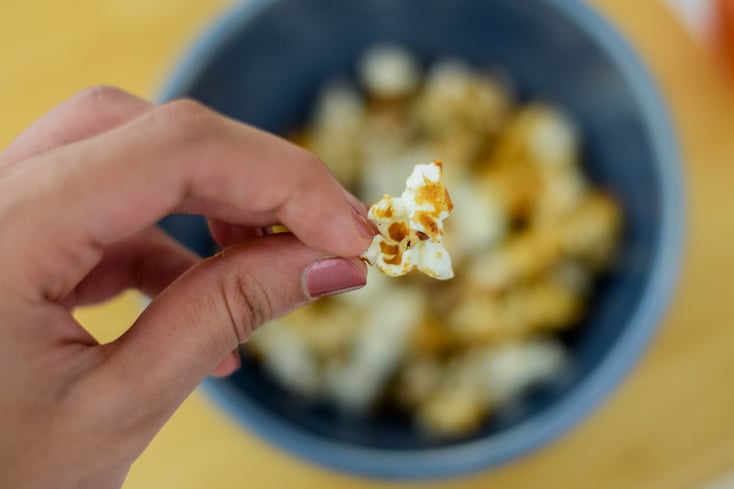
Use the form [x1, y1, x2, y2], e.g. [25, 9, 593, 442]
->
[157, 0, 684, 479]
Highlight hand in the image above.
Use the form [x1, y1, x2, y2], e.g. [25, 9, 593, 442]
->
[0, 87, 372, 489]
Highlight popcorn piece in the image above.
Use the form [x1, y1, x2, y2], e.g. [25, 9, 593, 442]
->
[324, 289, 424, 412]
[360, 145, 434, 205]
[393, 355, 443, 407]
[443, 179, 507, 262]
[416, 59, 511, 137]
[474, 340, 570, 406]
[418, 385, 487, 436]
[248, 321, 322, 398]
[558, 192, 622, 269]
[526, 104, 578, 170]
[448, 279, 584, 343]
[252, 46, 624, 434]
[467, 228, 560, 292]
[361, 160, 454, 280]
[308, 79, 366, 186]
[358, 43, 420, 99]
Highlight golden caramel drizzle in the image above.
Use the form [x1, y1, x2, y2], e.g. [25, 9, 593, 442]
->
[414, 211, 440, 236]
[372, 199, 394, 219]
[413, 161, 453, 213]
[388, 222, 409, 241]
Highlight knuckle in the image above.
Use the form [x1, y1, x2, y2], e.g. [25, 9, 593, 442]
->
[294, 147, 327, 174]
[76, 85, 129, 107]
[146, 99, 219, 150]
[219, 265, 273, 345]
[152, 98, 214, 135]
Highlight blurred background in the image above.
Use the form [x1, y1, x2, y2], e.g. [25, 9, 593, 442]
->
[2, 0, 734, 488]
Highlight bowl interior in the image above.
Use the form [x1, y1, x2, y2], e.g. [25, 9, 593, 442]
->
[159, 0, 668, 453]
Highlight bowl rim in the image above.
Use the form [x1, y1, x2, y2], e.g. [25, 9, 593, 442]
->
[159, 0, 686, 479]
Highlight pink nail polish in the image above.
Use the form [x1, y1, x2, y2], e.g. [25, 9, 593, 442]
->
[303, 258, 367, 299]
[351, 204, 378, 240]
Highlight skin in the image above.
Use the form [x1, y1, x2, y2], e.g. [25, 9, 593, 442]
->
[0, 86, 371, 489]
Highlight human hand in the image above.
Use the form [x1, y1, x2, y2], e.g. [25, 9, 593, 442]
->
[0, 87, 372, 489]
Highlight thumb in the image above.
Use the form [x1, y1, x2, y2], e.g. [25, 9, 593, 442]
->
[106, 233, 366, 416]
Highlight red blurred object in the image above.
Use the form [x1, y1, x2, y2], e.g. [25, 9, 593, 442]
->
[717, 0, 734, 68]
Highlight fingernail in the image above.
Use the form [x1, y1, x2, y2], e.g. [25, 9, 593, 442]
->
[346, 191, 371, 214]
[351, 204, 378, 240]
[211, 349, 241, 378]
[303, 258, 367, 299]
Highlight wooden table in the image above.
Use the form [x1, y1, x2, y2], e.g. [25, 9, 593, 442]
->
[2, 1, 733, 488]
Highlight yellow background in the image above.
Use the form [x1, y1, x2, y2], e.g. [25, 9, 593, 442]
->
[2, 1, 734, 488]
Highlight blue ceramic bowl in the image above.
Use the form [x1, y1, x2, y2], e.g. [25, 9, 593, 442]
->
[158, 0, 684, 479]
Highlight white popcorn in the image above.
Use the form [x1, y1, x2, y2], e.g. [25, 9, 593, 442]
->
[416, 59, 511, 137]
[358, 43, 420, 99]
[309, 79, 365, 186]
[533, 169, 587, 223]
[416, 340, 569, 435]
[359, 145, 434, 205]
[325, 289, 424, 412]
[244, 46, 623, 435]
[527, 106, 578, 170]
[361, 160, 454, 280]
[248, 322, 322, 398]
[444, 179, 507, 261]
[312, 79, 365, 128]
[474, 340, 569, 406]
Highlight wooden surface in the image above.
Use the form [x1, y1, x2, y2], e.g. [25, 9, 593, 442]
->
[2, 1, 734, 488]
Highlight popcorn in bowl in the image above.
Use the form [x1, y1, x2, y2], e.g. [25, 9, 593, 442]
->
[246, 43, 623, 438]
[361, 160, 454, 280]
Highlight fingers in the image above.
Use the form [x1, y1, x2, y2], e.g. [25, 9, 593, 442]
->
[0, 86, 153, 171]
[207, 219, 264, 250]
[206, 189, 373, 251]
[211, 350, 241, 378]
[105, 233, 366, 413]
[61, 226, 199, 308]
[344, 189, 371, 214]
[1, 99, 374, 302]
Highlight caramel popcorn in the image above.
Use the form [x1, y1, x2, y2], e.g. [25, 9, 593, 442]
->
[361, 160, 454, 280]
[247, 43, 623, 438]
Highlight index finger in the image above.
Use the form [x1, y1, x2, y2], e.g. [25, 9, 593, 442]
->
[1, 99, 374, 301]
[0, 86, 153, 171]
